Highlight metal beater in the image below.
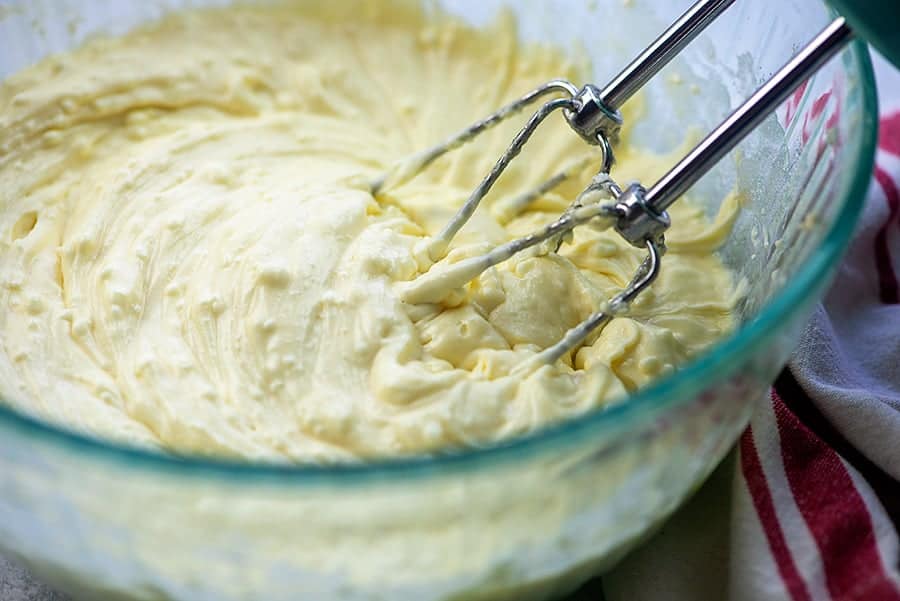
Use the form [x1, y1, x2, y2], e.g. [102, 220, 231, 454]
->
[372, 0, 867, 366]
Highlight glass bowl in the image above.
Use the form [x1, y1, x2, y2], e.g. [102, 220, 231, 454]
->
[0, 1, 877, 600]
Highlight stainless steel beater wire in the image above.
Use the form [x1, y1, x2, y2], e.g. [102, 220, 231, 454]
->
[532, 238, 663, 366]
[371, 79, 578, 194]
[402, 202, 619, 304]
[644, 17, 854, 213]
[493, 154, 595, 224]
[427, 96, 578, 260]
[599, 0, 737, 110]
[498, 132, 617, 221]
[477, 203, 615, 271]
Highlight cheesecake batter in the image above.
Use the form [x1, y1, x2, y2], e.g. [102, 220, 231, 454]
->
[0, 1, 739, 462]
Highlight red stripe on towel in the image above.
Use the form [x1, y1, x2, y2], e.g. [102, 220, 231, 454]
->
[740, 428, 813, 601]
[774, 371, 900, 536]
[874, 166, 900, 304]
[785, 81, 809, 126]
[773, 390, 900, 601]
[879, 112, 900, 156]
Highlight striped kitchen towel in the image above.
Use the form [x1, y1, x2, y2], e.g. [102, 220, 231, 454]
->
[602, 51, 900, 601]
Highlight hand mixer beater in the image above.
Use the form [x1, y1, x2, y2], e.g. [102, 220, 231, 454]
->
[372, 0, 896, 368]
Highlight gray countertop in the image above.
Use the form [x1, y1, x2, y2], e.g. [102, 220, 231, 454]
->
[0, 557, 68, 601]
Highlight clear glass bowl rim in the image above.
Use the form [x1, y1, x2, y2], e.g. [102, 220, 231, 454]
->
[0, 27, 878, 486]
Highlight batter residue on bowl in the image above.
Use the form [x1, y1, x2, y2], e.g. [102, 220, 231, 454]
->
[0, 1, 739, 462]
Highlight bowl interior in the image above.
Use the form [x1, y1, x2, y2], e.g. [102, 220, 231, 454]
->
[0, 0, 874, 468]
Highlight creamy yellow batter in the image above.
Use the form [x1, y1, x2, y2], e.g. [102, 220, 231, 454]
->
[0, 2, 739, 462]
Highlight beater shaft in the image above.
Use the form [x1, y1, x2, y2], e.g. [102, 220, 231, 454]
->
[599, 0, 736, 112]
[643, 17, 854, 214]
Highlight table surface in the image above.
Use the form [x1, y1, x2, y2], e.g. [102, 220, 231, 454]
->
[0, 557, 67, 601]
[0, 556, 610, 601]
